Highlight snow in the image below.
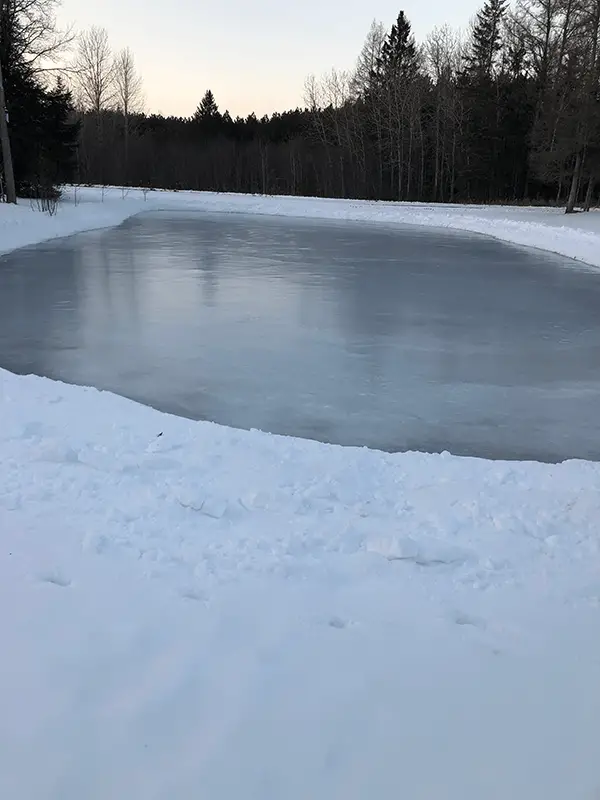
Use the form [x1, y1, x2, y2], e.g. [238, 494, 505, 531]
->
[3, 185, 600, 268]
[1, 189, 600, 798]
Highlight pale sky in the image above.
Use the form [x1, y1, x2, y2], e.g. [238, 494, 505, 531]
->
[57, 0, 479, 118]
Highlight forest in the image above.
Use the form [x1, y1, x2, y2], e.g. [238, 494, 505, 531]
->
[1, 0, 600, 210]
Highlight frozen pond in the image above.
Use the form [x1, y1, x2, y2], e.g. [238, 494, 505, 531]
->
[1, 210, 600, 462]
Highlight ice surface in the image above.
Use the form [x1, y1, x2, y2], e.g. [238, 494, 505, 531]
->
[3, 211, 600, 461]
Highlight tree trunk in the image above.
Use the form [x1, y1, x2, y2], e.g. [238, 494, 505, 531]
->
[450, 131, 457, 202]
[584, 174, 594, 211]
[565, 151, 582, 213]
[433, 99, 440, 201]
[0, 55, 17, 204]
[123, 112, 129, 185]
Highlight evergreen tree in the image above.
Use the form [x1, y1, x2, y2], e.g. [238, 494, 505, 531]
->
[464, 0, 508, 79]
[41, 79, 80, 185]
[374, 11, 419, 85]
[1, 3, 79, 195]
[194, 90, 220, 121]
[369, 11, 423, 200]
[193, 89, 222, 136]
[459, 0, 510, 199]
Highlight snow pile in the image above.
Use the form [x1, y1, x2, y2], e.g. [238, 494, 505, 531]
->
[3, 185, 600, 268]
[1, 189, 600, 798]
[1, 368, 600, 799]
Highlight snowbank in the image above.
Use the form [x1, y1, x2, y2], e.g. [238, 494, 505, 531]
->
[1, 189, 600, 798]
[2, 185, 600, 267]
[1, 368, 600, 799]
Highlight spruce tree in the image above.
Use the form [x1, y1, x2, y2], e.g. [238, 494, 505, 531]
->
[1, 5, 79, 195]
[41, 79, 80, 185]
[375, 11, 419, 85]
[459, 0, 509, 199]
[464, 0, 508, 79]
[193, 89, 222, 136]
[194, 90, 220, 121]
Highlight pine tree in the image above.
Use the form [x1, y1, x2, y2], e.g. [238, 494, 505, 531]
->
[194, 90, 220, 121]
[369, 11, 423, 200]
[1, 7, 79, 195]
[193, 89, 222, 137]
[464, 0, 508, 79]
[374, 11, 419, 85]
[41, 78, 80, 185]
[458, 0, 510, 199]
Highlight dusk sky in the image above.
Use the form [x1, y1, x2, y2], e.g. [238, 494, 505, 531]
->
[58, 0, 479, 118]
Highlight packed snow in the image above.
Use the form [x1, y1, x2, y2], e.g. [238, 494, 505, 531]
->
[1, 190, 600, 799]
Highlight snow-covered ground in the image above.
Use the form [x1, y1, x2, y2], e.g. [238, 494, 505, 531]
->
[1, 190, 600, 799]
[3, 184, 600, 267]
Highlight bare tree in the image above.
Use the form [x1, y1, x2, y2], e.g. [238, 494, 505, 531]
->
[113, 46, 143, 180]
[425, 25, 463, 201]
[350, 19, 386, 98]
[114, 47, 143, 118]
[1, 0, 73, 75]
[303, 74, 333, 195]
[74, 26, 114, 114]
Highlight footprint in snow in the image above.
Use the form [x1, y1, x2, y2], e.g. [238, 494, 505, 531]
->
[180, 588, 208, 603]
[38, 571, 71, 588]
[328, 616, 348, 630]
[452, 611, 487, 630]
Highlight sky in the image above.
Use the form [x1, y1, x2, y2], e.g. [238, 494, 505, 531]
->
[57, 0, 479, 119]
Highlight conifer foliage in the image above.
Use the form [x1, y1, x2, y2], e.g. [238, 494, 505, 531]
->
[0, 0, 78, 199]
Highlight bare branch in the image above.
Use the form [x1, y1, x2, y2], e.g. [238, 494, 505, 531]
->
[113, 47, 144, 118]
[73, 26, 115, 114]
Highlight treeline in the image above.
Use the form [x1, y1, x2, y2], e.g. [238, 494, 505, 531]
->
[2, 0, 600, 209]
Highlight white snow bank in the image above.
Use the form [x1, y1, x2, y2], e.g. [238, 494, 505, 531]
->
[3, 185, 600, 267]
[0, 190, 143, 255]
[1, 367, 600, 799]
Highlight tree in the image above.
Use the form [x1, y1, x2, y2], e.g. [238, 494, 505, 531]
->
[74, 26, 114, 114]
[374, 11, 423, 200]
[375, 10, 420, 85]
[0, 0, 71, 202]
[351, 19, 386, 98]
[0, 47, 16, 202]
[425, 25, 463, 200]
[517, 0, 591, 209]
[114, 47, 143, 119]
[114, 46, 143, 181]
[40, 77, 79, 185]
[1, 0, 78, 199]
[193, 89, 222, 137]
[459, 0, 510, 199]
[0, 0, 72, 75]
[464, 0, 508, 78]
[194, 89, 219, 120]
